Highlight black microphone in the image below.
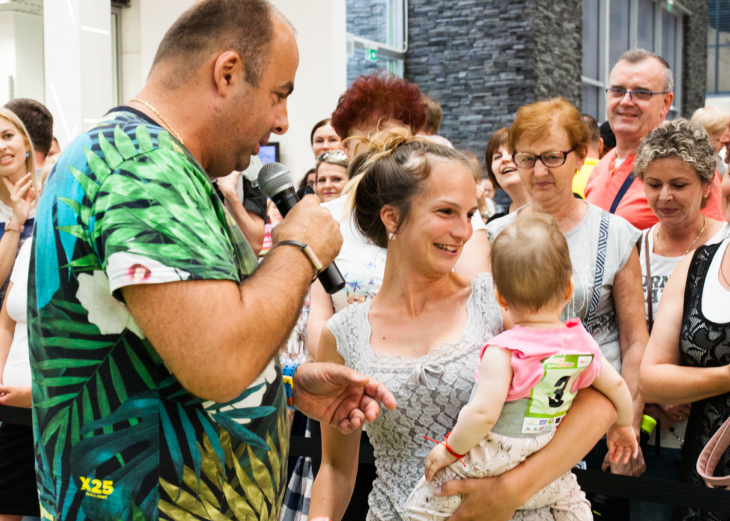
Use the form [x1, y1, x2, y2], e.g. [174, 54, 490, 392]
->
[258, 162, 346, 295]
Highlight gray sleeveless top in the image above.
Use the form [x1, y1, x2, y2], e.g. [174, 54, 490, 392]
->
[326, 273, 503, 521]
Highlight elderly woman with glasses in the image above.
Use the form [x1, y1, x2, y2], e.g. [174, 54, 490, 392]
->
[315, 150, 349, 203]
[487, 98, 649, 483]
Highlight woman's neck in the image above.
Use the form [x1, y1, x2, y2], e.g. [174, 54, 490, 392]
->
[657, 213, 714, 256]
[376, 250, 460, 317]
[532, 195, 584, 234]
[506, 185, 530, 213]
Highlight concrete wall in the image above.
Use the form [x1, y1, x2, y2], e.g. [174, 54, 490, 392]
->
[44, 0, 113, 148]
[0, 11, 44, 107]
[130, 0, 346, 181]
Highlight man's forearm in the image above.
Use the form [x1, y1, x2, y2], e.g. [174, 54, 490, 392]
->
[124, 245, 314, 403]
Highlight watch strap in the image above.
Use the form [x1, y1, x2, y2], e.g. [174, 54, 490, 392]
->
[276, 240, 323, 282]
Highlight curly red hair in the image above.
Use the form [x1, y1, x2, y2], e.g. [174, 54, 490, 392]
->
[331, 72, 426, 139]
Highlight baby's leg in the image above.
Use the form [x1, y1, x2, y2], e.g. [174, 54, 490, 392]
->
[403, 433, 552, 521]
[519, 471, 591, 521]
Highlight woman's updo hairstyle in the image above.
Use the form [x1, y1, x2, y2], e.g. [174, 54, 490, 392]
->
[349, 127, 473, 249]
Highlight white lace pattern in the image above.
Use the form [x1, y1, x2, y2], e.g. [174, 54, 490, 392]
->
[326, 273, 504, 521]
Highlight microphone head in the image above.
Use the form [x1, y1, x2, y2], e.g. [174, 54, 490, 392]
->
[258, 162, 294, 198]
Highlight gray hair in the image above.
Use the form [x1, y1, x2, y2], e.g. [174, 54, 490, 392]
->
[618, 48, 674, 93]
[635, 119, 716, 185]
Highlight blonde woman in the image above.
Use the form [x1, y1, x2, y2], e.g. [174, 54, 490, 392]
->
[0, 108, 37, 301]
[0, 108, 40, 521]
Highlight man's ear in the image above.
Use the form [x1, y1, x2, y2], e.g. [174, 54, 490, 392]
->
[212, 51, 243, 96]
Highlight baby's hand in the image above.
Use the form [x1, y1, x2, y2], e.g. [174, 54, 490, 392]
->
[606, 424, 639, 464]
[424, 443, 456, 481]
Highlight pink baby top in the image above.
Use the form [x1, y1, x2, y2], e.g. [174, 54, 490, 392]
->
[477, 319, 603, 401]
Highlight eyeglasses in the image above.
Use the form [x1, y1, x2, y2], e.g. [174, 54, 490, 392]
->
[606, 88, 670, 101]
[316, 150, 347, 163]
[512, 148, 575, 168]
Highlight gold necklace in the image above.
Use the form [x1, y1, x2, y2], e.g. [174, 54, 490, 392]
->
[656, 215, 707, 257]
[130, 98, 185, 146]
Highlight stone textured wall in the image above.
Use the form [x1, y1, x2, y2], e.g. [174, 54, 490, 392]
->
[532, 0, 582, 106]
[404, 0, 583, 156]
[681, 0, 708, 117]
[404, 0, 537, 156]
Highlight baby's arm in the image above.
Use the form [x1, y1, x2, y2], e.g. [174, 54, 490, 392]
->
[425, 346, 512, 480]
[591, 355, 639, 464]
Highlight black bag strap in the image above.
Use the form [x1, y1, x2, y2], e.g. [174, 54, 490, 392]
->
[585, 210, 610, 334]
[609, 170, 635, 214]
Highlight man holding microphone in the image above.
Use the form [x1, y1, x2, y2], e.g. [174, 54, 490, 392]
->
[28, 2, 393, 521]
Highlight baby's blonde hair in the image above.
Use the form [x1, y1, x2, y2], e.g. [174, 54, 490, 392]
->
[491, 213, 572, 311]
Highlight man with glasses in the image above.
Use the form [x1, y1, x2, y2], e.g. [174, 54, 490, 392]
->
[585, 49, 724, 229]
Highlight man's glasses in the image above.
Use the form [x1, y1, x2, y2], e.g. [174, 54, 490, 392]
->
[606, 88, 670, 101]
[512, 148, 575, 168]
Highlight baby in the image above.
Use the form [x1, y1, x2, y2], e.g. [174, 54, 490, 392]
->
[403, 213, 637, 521]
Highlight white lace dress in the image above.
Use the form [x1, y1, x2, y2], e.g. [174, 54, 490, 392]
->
[327, 273, 519, 521]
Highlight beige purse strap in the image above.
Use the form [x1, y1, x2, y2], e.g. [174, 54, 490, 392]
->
[697, 416, 730, 489]
[645, 231, 654, 333]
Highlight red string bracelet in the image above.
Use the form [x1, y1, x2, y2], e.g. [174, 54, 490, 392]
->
[423, 431, 467, 467]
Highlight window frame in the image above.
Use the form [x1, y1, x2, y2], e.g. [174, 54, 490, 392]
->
[346, 0, 408, 83]
[581, 0, 687, 121]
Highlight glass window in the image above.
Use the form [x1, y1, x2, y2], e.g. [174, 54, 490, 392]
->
[661, 10, 677, 74]
[347, 47, 404, 87]
[582, 0, 600, 80]
[582, 85, 600, 119]
[346, 0, 404, 48]
[609, 0, 630, 68]
[719, 46, 730, 92]
[637, 0, 655, 51]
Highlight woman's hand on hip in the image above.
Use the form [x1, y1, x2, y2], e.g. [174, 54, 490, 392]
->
[0, 384, 32, 408]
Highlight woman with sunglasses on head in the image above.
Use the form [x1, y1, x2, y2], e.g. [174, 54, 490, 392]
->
[487, 99, 649, 503]
[315, 151, 349, 203]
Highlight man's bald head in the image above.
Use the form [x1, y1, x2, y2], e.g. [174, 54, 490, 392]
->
[151, 0, 284, 89]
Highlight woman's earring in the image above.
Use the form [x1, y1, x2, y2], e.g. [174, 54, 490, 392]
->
[26, 152, 29, 158]
[388, 229, 396, 241]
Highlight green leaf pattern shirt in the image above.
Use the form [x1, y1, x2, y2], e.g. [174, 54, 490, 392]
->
[28, 108, 288, 521]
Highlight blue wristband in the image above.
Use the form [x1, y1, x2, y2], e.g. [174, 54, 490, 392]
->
[282, 360, 300, 410]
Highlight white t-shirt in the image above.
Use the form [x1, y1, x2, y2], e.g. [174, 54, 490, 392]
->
[322, 195, 487, 313]
[702, 237, 730, 323]
[1, 237, 32, 387]
[488, 202, 641, 373]
[641, 223, 729, 324]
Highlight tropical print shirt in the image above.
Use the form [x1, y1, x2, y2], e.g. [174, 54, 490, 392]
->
[28, 108, 288, 521]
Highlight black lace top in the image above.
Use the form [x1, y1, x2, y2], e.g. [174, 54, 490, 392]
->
[675, 243, 730, 521]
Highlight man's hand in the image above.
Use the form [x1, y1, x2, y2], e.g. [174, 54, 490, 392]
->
[274, 195, 342, 268]
[601, 444, 646, 477]
[0, 385, 32, 408]
[292, 362, 396, 435]
[435, 475, 523, 521]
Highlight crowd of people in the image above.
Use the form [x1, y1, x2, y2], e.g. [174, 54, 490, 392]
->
[0, 2, 729, 521]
